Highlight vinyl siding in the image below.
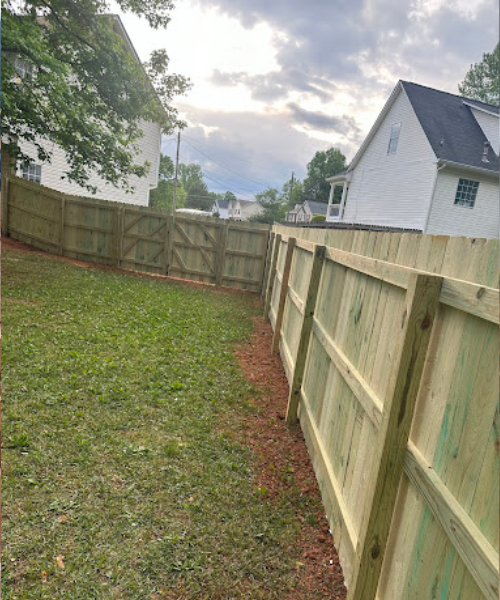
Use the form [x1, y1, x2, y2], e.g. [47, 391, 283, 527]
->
[17, 120, 161, 206]
[470, 107, 500, 154]
[342, 87, 436, 230]
[426, 168, 499, 238]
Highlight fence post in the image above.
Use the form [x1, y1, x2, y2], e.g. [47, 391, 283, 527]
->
[286, 244, 326, 425]
[59, 197, 66, 255]
[272, 237, 296, 355]
[2, 177, 11, 237]
[162, 214, 171, 275]
[264, 233, 281, 322]
[111, 206, 123, 267]
[348, 273, 443, 600]
[261, 231, 275, 300]
[216, 222, 229, 286]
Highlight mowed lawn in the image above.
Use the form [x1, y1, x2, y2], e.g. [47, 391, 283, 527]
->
[2, 249, 308, 600]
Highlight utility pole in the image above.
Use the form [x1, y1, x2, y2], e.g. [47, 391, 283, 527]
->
[172, 130, 181, 213]
[289, 171, 295, 205]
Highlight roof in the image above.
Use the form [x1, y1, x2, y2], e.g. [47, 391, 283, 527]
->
[400, 81, 499, 173]
[217, 200, 229, 209]
[304, 200, 328, 215]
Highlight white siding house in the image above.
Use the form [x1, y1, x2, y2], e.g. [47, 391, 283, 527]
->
[211, 198, 230, 219]
[326, 81, 499, 238]
[227, 198, 264, 221]
[15, 16, 163, 207]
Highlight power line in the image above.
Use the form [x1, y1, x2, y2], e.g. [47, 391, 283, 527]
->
[181, 138, 272, 189]
[182, 133, 290, 180]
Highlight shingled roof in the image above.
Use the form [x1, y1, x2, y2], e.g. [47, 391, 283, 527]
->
[401, 81, 499, 173]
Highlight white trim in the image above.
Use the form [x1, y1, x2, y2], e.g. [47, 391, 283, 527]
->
[437, 159, 499, 179]
[462, 101, 500, 119]
[423, 162, 445, 233]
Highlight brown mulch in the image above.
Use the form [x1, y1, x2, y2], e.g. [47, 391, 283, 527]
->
[235, 317, 347, 599]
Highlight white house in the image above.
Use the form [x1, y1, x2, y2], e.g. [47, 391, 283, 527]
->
[16, 16, 163, 207]
[295, 200, 328, 223]
[227, 198, 264, 221]
[286, 203, 302, 223]
[326, 81, 499, 238]
[211, 198, 230, 219]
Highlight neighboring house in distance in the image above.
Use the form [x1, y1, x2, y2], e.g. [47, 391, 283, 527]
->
[286, 204, 302, 223]
[228, 198, 264, 221]
[211, 199, 229, 219]
[16, 16, 163, 207]
[296, 200, 328, 223]
[326, 81, 499, 238]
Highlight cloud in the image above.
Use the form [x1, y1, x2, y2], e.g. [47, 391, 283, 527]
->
[286, 103, 362, 138]
[161, 104, 354, 196]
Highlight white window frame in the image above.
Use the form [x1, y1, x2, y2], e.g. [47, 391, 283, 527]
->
[22, 163, 42, 184]
[454, 178, 479, 209]
[387, 122, 402, 155]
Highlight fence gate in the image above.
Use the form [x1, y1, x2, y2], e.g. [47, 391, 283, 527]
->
[120, 207, 169, 274]
[169, 216, 222, 284]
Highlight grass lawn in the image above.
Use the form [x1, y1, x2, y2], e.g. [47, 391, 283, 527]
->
[2, 249, 315, 599]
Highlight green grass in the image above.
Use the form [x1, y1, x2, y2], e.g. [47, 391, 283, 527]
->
[2, 250, 306, 600]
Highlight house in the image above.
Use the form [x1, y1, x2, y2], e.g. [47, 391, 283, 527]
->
[286, 203, 302, 223]
[295, 200, 328, 223]
[211, 199, 230, 219]
[228, 198, 264, 221]
[326, 81, 499, 238]
[15, 16, 163, 207]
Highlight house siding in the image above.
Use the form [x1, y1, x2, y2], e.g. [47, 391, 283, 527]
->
[470, 107, 499, 154]
[426, 168, 499, 238]
[342, 88, 437, 230]
[18, 119, 162, 206]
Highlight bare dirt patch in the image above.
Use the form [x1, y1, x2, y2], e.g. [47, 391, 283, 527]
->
[235, 316, 347, 599]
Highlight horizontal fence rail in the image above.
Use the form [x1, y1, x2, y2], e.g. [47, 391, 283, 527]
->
[3, 176, 270, 292]
[263, 227, 499, 600]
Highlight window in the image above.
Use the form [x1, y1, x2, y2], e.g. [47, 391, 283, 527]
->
[387, 122, 401, 154]
[22, 163, 42, 184]
[454, 178, 479, 208]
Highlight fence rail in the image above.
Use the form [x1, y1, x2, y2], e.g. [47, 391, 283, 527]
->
[264, 226, 499, 600]
[3, 176, 270, 292]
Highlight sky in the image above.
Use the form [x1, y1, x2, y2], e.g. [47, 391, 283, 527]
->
[114, 0, 499, 199]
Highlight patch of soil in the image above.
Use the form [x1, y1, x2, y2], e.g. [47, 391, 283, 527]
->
[235, 316, 347, 599]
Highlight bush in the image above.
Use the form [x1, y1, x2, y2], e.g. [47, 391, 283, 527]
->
[311, 215, 326, 223]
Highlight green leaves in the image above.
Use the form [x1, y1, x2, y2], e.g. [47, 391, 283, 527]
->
[458, 44, 500, 105]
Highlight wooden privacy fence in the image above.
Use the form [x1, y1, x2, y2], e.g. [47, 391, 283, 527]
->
[262, 227, 499, 600]
[2, 176, 270, 292]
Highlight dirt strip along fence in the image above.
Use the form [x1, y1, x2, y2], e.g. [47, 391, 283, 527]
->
[262, 224, 499, 600]
[1, 176, 270, 292]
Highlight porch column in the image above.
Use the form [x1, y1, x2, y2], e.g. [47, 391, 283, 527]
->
[326, 183, 335, 220]
[339, 181, 348, 220]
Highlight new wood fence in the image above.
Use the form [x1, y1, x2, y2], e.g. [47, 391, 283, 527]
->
[2, 176, 270, 292]
[263, 225, 499, 600]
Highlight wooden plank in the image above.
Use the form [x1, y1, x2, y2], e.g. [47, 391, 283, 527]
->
[261, 232, 275, 300]
[312, 318, 383, 430]
[216, 222, 229, 286]
[272, 238, 296, 354]
[171, 247, 188, 271]
[222, 274, 262, 286]
[225, 248, 266, 259]
[286, 244, 325, 424]
[264, 234, 281, 322]
[301, 387, 359, 555]
[325, 246, 412, 290]
[59, 197, 66, 255]
[123, 213, 144, 234]
[287, 285, 305, 315]
[8, 226, 60, 247]
[9, 203, 61, 224]
[199, 221, 219, 247]
[440, 279, 499, 324]
[295, 238, 316, 252]
[349, 273, 443, 600]
[404, 442, 499, 600]
[64, 222, 113, 234]
[161, 215, 171, 275]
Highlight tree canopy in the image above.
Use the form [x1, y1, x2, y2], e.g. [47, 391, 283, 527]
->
[302, 148, 347, 203]
[1, 0, 190, 192]
[249, 187, 287, 224]
[458, 44, 499, 105]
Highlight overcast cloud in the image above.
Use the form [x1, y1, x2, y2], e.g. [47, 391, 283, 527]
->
[118, 0, 499, 197]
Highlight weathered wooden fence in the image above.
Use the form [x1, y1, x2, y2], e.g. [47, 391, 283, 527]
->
[263, 225, 499, 600]
[2, 176, 270, 292]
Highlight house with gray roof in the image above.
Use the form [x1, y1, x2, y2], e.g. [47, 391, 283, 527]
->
[211, 198, 230, 219]
[326, 81, 499, 238]
[296, 200, 328, 223]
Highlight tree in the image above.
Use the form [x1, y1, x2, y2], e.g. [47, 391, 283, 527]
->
[281, 177, 304, 207]
[2, 0, 190, 193]
[179, 163, 212, 210]
[250, 187, 287, 225]
[149, 154, 187, 211]
[459, 44, 499, 105]
[302, 148, 347, 203]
